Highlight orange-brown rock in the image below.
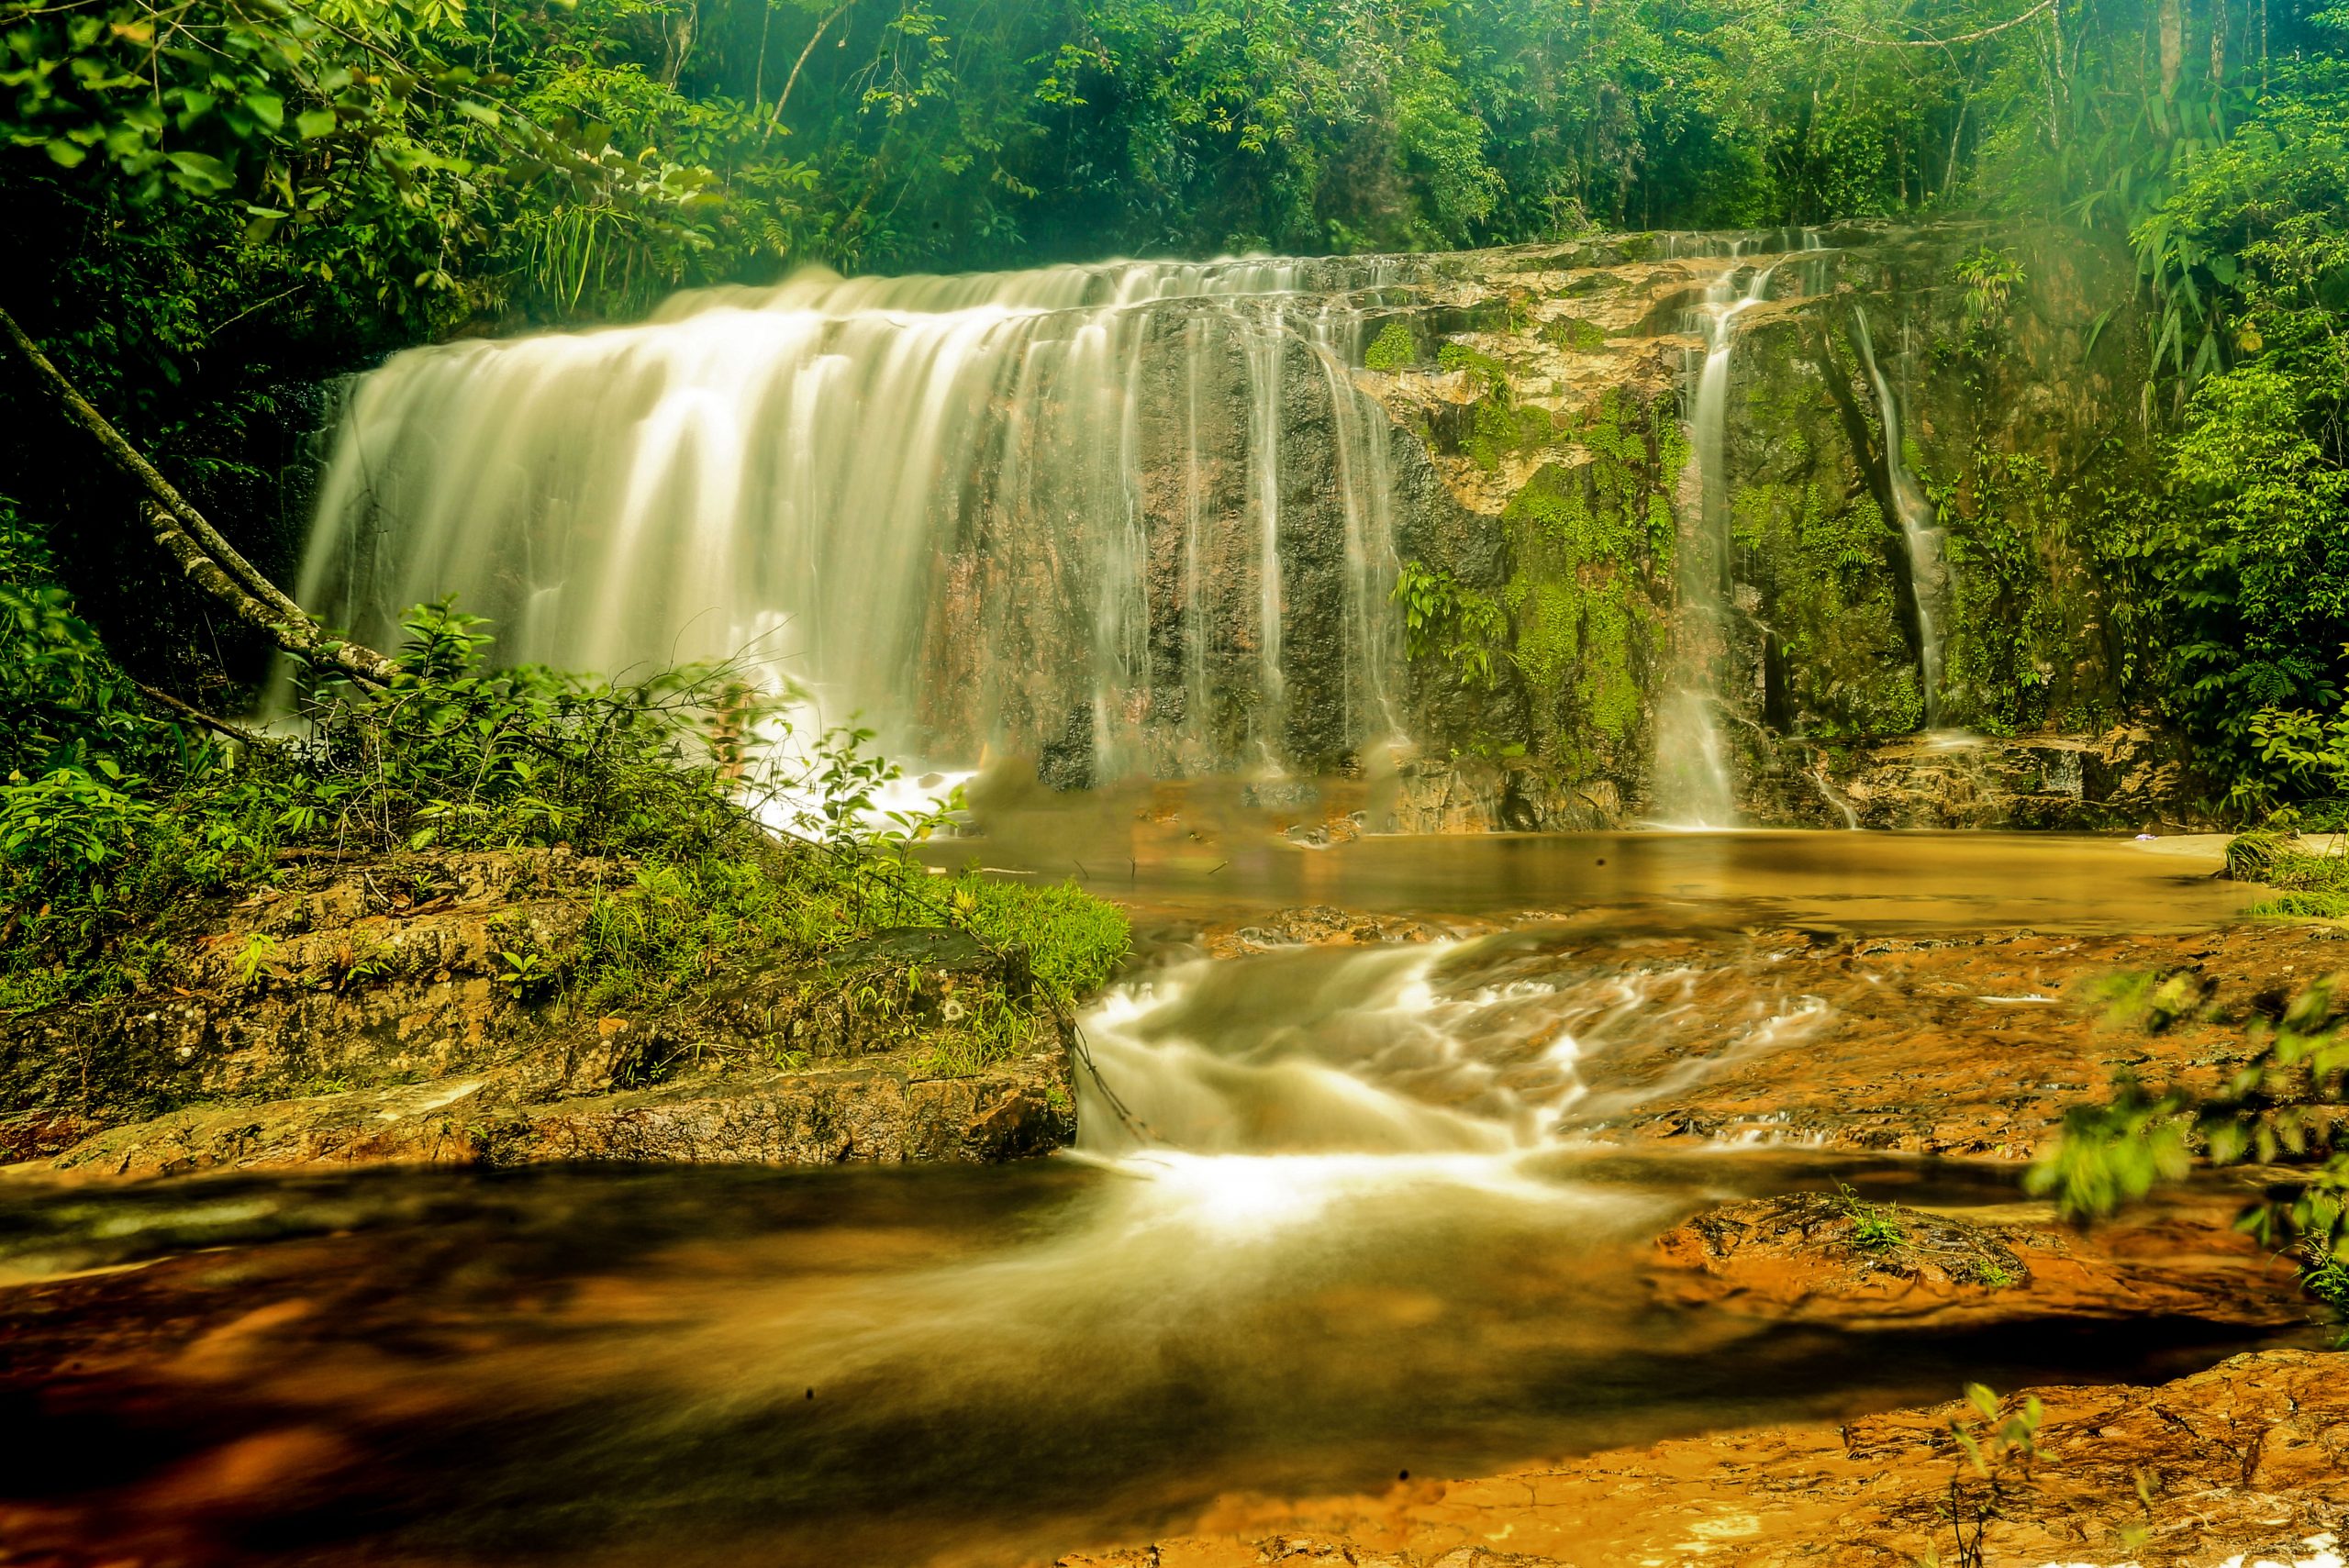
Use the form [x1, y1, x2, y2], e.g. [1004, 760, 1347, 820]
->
[1, 851, 1078, 1177]
[1056, 1348, 2349, 1567]
[1646, 1191, 2311, 1329]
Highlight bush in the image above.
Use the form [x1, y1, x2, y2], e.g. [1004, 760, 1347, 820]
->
[0, 548, 1129, 1073]
[2028, 973, 2349, 1318]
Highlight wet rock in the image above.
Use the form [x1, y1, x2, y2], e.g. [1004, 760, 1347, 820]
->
[3, 851, 1079, 1179]
[43, 1048, 1077, 1179]
[1650, 1193, 2032, 1319]
[1039, 704, 1098, 791]
[1056, 1349, 2349, 1567]
[1744, 724, 2193, 831]
[1198, 905, 1476, 957]
[1647, 1192, 2308, 1329]
[1537, 920, 2347, 1159]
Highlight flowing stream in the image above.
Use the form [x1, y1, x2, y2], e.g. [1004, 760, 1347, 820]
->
[0, 834, 2279, 1568]
[1851, 306, 1954, 725]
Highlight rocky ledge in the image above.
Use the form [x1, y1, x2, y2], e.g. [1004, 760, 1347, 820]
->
[1057, 1347, 2349, 1568]
[1, 851, 1076, 1180]
[1647, 1189, 2310, 1332]
[1192, 908, 2343, 1159]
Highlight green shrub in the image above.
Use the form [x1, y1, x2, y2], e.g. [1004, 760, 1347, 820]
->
[0, 553, 1130, 1066]
[1392, 559, 1510, 689]
[1834, 1182, 1908, 1251]
[1364, 320, 1418, 372]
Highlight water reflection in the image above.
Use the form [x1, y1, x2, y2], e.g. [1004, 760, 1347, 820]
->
[931, 770, 2245, 934]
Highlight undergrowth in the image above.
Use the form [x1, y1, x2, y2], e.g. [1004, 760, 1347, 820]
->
[1834, 1181, 1909, 1251]
[1, 511, 1128, 1075]
[2226, 826, 2349, 918]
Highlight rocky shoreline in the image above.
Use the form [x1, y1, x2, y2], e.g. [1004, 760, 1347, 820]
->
[1056, 1346, 2349, 1568]
[1036, 906, 2349, 1568]
[4, 867, 2345, 1564]
[1, 850, 1079, 1179]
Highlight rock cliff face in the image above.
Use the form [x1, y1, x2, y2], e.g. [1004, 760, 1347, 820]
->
[1329, 223, 2168, 829]
[306, 228, 2178, 829]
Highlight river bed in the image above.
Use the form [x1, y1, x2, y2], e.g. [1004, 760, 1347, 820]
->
[0, 828, 2299, 1567]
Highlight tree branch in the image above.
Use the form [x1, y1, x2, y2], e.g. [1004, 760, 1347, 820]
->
[133, 680, 273, 747]
[0, 305, 401, 687]
[766, 0, 854, 136]
[1817, 0, 2059, 49]
[1, 306, 302, 621]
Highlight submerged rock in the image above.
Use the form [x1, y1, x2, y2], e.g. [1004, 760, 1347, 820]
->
[1651, 1192, 2032, 1311]
[1648, 1191, 2309, 1330]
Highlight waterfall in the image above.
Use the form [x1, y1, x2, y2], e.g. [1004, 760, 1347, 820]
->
[296, 259, 1409, 782]
[1652, 255, 1776, 827]
[1850, 307, 1954, 728]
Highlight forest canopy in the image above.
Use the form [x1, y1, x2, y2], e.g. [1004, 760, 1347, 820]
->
[6, 0, 2338, 317]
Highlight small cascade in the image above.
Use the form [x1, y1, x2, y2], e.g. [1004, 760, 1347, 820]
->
[1653, 253, 1780, 826]
[1850, 307, 1954, 727]
[297, 259, 1410, 781]
[1077, 945, 1580, 1156]
[1073, 939, 1841, 1168]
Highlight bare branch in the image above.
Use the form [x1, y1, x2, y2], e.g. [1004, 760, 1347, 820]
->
[0, 305, 401, 687]
[767, 0, 856, 136]
[132, 680, 273, 747]
[1817, 0, 2059, 49]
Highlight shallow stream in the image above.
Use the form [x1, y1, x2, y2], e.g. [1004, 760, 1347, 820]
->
[0, 828, 2282, 1567]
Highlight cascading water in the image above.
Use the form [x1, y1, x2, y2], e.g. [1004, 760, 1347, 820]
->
[1851, 307, 1954, 727]
[297, 259, 1410, 781]
[1653, 244, 1825, 827]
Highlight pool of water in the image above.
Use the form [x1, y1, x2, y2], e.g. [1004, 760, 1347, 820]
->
[929, 775, 2245, 935]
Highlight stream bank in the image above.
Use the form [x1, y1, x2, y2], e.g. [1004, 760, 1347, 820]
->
[1056, 1348, 2349, 1568]
[2, 828, 2340, 1568]
[1, 847, 1099, 1178]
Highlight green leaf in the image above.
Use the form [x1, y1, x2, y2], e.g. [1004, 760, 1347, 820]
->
[166, 150, 235, 191]
[295, 106, 337, 139]
[243, 92, 284, 131]
[44, 138, 86, 168]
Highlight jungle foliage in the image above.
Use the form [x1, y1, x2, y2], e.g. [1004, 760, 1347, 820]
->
[0, 0, 2343, 814]
[2127, 26, 2349, 804]
[0, 507, 1127, 1070]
